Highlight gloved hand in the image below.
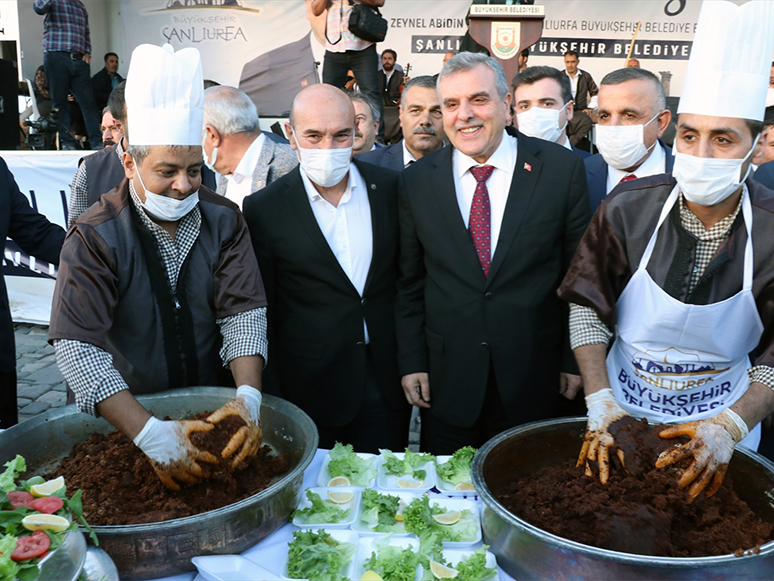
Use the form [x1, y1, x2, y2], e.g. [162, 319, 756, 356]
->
[207, 385, 263, 468]
[577, 388, 630, 484]
[133, 417, 218, 491]
[655, 408, 748, 503]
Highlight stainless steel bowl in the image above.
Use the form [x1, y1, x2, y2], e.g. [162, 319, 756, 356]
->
[0, 387, 318, 580]
[472, 417, 774, 581]
[38, 531, 87, 581]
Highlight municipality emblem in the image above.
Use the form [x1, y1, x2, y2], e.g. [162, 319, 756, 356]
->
[490, 22, 520, 60]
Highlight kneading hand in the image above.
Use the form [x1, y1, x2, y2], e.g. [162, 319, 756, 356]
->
[207, 385, 263, 468]
[577, 388, 630, 484]
[655, 408, 748, 503]
[133, 417, 218, 491]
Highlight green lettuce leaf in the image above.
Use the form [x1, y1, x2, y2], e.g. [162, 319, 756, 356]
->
[363, 536, 420, 581]
[403, 496, 478, 548]
[360, 489, 404, 533]
[436, 446, 477, 486]
[293, 490, 350, 525]
[379, 448, 434, 480]
[457, 547, 497, 581]
[286, 529, 355, 581]
[326, 443, 376, 486]
[0, 533, 20, 581]
[0, 457, 26, 494]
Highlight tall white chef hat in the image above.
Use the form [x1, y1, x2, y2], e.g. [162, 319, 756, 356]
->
[678, 0, 774, 121]
[125, 43, 203, 145]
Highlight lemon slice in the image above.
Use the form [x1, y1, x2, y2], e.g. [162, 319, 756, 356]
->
[454, 482, 475, 491]
[394, 499, 408, 522]
[396, 478, 424, 489]
[361, 571, 384, 581]
[22, 513, 71, 533]
[327, 476, 350, 487]
[327, 490, 353, 504]
[30, 476, 65, 498]
[432, 511, 461, 525]
[430, 560, 459, 579]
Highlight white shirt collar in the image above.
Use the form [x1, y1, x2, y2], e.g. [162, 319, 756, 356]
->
[402, 140, 417, 167]
[228, 132, 266, 185]
[561, 137, 573, 151]
[454, 130, 517, 179]
[606, 140, 666, 193]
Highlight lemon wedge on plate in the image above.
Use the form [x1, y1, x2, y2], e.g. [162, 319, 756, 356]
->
[396, 478, 424, 489]
[30, 476, 65, 498]
[22, 514, 70, 533]
[394, 499, 408, 522]
[430, 559, 459, 579]
[432, 511, 461, 525]
[327, 490, 353, 504]
[361, 571, 384, 581]
[327, 476, 350, 487]
[454, 482, 475, 491]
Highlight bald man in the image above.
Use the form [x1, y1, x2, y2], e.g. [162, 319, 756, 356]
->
[242, 84, 411, 453]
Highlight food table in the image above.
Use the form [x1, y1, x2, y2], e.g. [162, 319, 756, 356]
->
[156, 448, 516, 581]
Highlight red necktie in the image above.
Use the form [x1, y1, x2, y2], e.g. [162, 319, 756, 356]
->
[619, 174, 637, 184]
[469, 165, 495, 277]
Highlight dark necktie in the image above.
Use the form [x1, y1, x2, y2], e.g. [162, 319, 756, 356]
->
[469, 165, 495, 277]
[619, 174, 637, 184]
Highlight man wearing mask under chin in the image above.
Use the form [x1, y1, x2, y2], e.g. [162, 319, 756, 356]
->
[50, 44, 268, 492]
[558, 0, 774, 504]
[585, 68, 673, 212]
[242, 84, 411, 453]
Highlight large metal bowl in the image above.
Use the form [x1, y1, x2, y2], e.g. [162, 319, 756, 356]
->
[0, 387, 318, 580]
[472, 417, 774, 580]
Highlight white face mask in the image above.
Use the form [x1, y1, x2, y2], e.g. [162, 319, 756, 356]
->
[133, 160, 199, 222]
[516, 102, 569, 144]
[596, 112, 660, 170]
[673, 137, 757, 207]
[201, 132, 217, 173]
[293, 128, 352, 188]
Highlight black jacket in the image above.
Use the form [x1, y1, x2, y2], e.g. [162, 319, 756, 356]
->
[91, 68, 124, 111]
[378, 69, 404, 107]
[243, 160, 408, 426]
[560, 69, 598, 111]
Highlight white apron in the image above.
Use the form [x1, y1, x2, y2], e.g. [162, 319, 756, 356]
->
[606, 185, 762, 450]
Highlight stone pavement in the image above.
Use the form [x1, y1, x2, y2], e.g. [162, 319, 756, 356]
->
[13, 322, 421, 447]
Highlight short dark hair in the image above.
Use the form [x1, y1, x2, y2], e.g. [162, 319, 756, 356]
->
[401, 75, 437, 109]
[564, 50, 579, 59]
[511, 66, 572, 104]
[382, 48, 397, 60]
[107, 80, 126, 127]
[600, 67, 666, 112]
[764, 106, 774, 128]
[104, 52, 118, 62]
[350, 91, 381, 124]
[520, 48, 529, 58]
[745, 119, 765, 138]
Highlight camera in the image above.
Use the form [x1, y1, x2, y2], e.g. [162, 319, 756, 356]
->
[23, 109, 61, 149]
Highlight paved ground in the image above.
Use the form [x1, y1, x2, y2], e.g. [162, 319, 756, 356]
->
[13, 322, 421, 447]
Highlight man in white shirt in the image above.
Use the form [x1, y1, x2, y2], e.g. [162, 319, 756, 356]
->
[584, 67, 673, 212]
[202, 86, 297, 208]
[242, 83, 410, 453]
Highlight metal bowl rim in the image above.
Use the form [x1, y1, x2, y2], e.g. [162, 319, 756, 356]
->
[472, 416, 774, 566]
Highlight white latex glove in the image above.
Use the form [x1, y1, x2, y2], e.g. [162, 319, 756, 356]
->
[577, 388, 630, 484]
[656, 408, 748, 503]
[133, 417, 218, 491]
[206, 386, 263, 468]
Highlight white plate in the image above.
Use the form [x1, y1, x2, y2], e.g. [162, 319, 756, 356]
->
[440, 548, 499, 579]
[281, 529, 359, 581]
[316, 451, 377, 487]
[191, 555, 276, 581]
[353, 536, 422, 581]
[291, 487, 360, 528]
[434, 455, 478, 497]
[376, 452, 437, 492]
[407, 497, 481, 547]
[352, 490, 421, 536]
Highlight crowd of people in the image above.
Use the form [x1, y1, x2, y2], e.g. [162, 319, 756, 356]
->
[2, 0, 774, 499]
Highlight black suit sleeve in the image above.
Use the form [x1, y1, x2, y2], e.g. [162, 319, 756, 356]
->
[3, 158, 65, 265]
[395, 170, 427, 376]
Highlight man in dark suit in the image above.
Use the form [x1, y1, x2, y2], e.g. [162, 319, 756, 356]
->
[585, 68, 673, 213]
[379, 49, 405, 144]
[360, 76, 444, 170]
[243, 84, 410, 452]
[397, 53, 591, 454]
[92, 52, 124, 110]
[561, 50, 598, 148]
[0, 157, 65, 428]
[755, 160, 774, 190]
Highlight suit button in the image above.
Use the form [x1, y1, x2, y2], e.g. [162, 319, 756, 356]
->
[361, 298, 366, 306]
[480, 342, 489, 351]
[484, 292, 492, 300]
[356, 341, 365, 347]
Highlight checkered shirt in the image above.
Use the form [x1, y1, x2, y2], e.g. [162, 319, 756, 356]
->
[34, 0, 91, 55]
[569, 192, 774, 389]
[68, 141, 124, 228]
[324, 0, 373, 53]
[55, 180, 268, 416]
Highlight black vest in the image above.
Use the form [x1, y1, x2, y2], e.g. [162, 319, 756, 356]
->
[80, 144, 126, 207]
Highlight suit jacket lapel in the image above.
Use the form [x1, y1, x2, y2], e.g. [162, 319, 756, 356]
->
[251, 138, 273, 193]
[358, 162, 382, 294]
[487, 132, 542, 286]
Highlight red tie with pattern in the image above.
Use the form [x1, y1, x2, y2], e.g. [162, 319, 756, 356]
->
[619, 173, 637, 184]
[469, 165, 495, 277]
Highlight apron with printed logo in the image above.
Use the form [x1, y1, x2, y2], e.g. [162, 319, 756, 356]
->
[607, 185, 762, 449]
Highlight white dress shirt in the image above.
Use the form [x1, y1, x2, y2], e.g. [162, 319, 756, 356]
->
[225, 132, 266, 208]
[766, 87, 774, 107]
[453, 130, 518, 258]
[605, 139, 666, 195]
[402, 140, 417, 168]
[561, 137, 573, 151]
[300, 163, 373, 341]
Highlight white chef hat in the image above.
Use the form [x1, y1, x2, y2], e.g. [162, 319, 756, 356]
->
[678, 0, 774, 122]
[125, 43, 204, 146]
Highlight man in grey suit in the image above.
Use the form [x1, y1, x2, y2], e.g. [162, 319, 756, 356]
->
[202, 86, 298, 208]
[359, 76, 444, 170]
